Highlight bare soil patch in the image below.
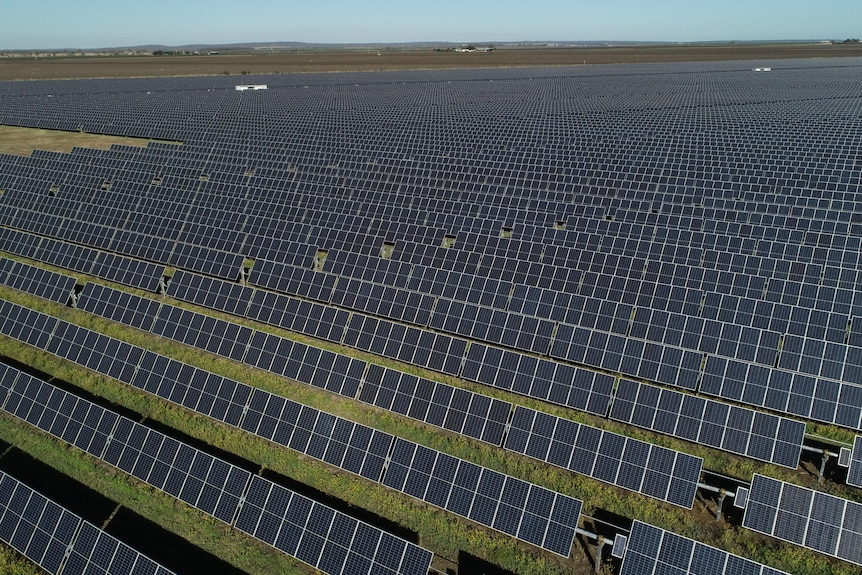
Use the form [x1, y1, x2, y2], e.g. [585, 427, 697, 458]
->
[0, 126, 176, 157]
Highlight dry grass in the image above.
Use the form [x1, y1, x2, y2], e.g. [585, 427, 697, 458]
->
[0, 125, 167, 157]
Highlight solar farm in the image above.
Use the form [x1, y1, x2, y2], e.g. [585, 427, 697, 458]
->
[0, 52, 861, 575]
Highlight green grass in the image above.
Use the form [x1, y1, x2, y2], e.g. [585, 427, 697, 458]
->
[0, 544, 46, 575]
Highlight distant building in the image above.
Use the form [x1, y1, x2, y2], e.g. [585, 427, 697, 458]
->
[235, 85, 268, 91]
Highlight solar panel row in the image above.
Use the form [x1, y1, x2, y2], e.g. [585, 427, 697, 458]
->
[71, 281, 806, 468]
[0, 301, 584, 556]
[0, 361, 434, 575]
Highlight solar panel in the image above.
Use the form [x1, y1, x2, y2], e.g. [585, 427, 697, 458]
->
[0, 300, 59, 349]
[382, 438, 581, 557]
[76, 282, 162, 331]
[551, 324, 703, 391]
[247, 259, 338, 304]
[90, 251, 165, 292]
[462, 343, 614, 416]
[170, 242, 243, 280]
[700, 355, 862, 430]
[847, 436, 862, 488]
[610, 379, 804, 468]
[1, 228, 44, 260]
[504, 405, 701, 508]
[62, 521, 177, 575]
[360, 364, 511, 446]
[236, 476, 433, 575]
[33, 237, 98, 276]
[743, 473, 862, 566]
[0, 257, 77, 303]
[0, 470, 82, 574]
[621, 520, 790, 575]
[246, 290, 349, 344]
[166, 269, 253, 316]
[150, 305, 252, 362]
[43, 320, 144, 384]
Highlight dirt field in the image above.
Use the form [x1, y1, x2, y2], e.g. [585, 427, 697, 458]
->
[2, 43, 861, 81]
[0, 125, 161, 157]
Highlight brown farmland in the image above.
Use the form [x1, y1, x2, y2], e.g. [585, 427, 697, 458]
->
[2, 43, 862, 81]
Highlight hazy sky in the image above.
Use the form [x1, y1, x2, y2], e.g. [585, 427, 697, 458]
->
[2, 0, 860, 49]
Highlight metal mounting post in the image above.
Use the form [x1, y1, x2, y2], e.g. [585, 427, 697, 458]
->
[715, 489, 726, 522]
[595, 535, 604, 573]
[819, 450, 831, 483]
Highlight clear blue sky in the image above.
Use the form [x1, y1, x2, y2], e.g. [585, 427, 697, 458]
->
[2, 0, 860, 50]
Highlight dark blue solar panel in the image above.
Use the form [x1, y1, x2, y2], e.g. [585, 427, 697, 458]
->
[0, 469, 177, 575]
[621, 520, 790, 575]
[90, 252, 165, 292]
[848, 436, 862, 488]
[76, 282, 161, 331]
[1, 259, 77, 303]
[166, 269, 253, 316]
[744, 473, 862, 567]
